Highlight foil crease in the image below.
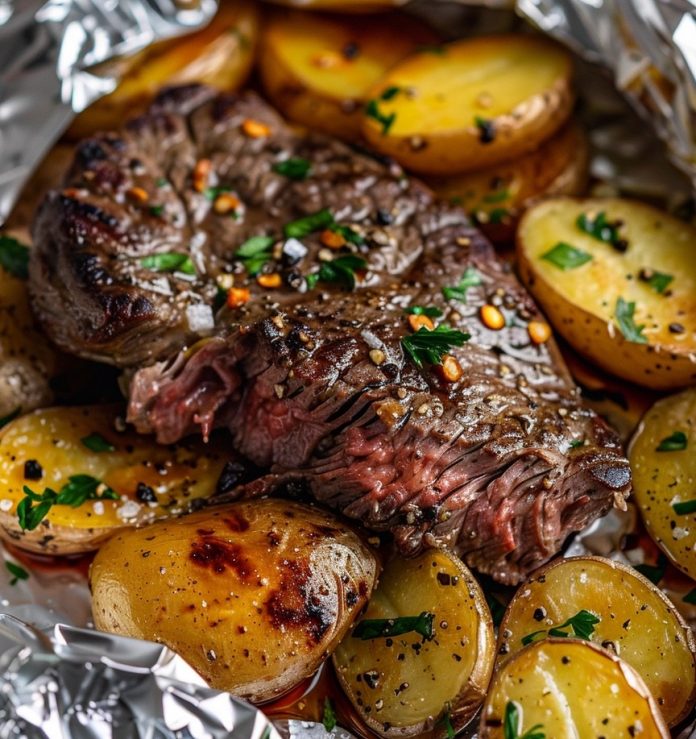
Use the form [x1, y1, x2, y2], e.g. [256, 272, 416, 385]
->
[0, 613, 281, 739]
[0, 0, 218, 225]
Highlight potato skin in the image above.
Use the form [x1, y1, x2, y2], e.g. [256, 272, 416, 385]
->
[90, 500, 379, 703]
[517, 197, 696, 389]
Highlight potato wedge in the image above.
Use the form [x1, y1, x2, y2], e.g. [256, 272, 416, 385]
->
[333, 549, 494, 737]
[517, 197, 696, 389]
[0, 405, 233, 555]
[629, 386, 696, 581]
[496, 556, 696, 725]
[90, 500, 378, 703]
[259, 9, 437, 141]
[361, 35, 574, 175]
[69, 1, 259, 138]
[428, 122, 588, 243]
[480, 639, 670, 738]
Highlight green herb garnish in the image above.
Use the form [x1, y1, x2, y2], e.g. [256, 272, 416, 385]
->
[541, 242, 592, 270]
[0, 235, 30, 279]
[203, 185, 231, 202]
[380, 85, 401, 101]
[5, 561, 29, 586]
[474, 116, 495, 143]
[353, 611, 435, 640]
[635, 554, 668, 585]
[149, 205, 164, 217]
[365, 99, 396, 135]
[645, 271, 673, 294]
[442, 267, 482, 302]
[614, 297, 647, 344]
[485, 592, 506, 628]
[405, 305, 443, 318]
[488, 208, 509, 224]
[441, 708, 455, 739]
[0, 408, 20, 430]
[401, 325, 470, 368]
[18, 476, 119, 531]
[504, 701, 545, 739]
[273, 158, 312, 181]
[141, 252, 195, 276]
[81, 432, 115, 453]
[330, 223, 365, 246]
[673, 499, 696, 515]
[569, 439, 585, 449]
[483, 189, 509, 204]
[521, 609, 600, 646]
[322, 697, 337, 733]
[284, 209, 334, 239]
[306, 255, 367, 291]
[656, 431, 687, 452]
[576, 211, 626, 250]
[235, 235, 276, 275]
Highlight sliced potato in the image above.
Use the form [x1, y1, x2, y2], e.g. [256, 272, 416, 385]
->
[630, 386, 696, 581]
[480, 639, 670, 738]
[259, 9, 436, 141]
[333, 549, 494, 737]
[90, 499, 378, 703]
[497, 556, 696, 725]
[428, 122, 588, 243]
[69, 1, 259, 138]
[0, 405, 233, 555]
[361, 35, 574, 175]
[517, 197, 696, 389]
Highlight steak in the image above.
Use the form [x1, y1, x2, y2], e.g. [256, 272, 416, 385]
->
[30, 86, 631, 584]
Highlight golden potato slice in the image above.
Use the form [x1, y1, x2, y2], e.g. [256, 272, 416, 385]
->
[90, 500, 378, 703]
[428, 122, 588, 244]
[259, 9, 437, 141]
[517, 197, 696, 389]
[497, 556, 696, 726]
[0, 405, 232, 555]
[629, 387, 696, 581]
[480, 639, 670, 738]
[361, 35, 574, 175]
[333, 549, 494, 737]
[69, 1, 259, 137]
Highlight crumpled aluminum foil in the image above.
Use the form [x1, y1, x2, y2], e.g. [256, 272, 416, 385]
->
[0, 0, 218, 225]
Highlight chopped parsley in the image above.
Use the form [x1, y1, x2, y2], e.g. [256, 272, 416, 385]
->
[442, 267, 482, 302]
[330, 223, 365, 246]
[504, 701, 545, 739]
[521, 609, 600, 646]
[322, 697, 337, 733]
[401, 325, 470, 368]
[635, 554, 668, 585]
[673, 499, 696, 516]
[656, 430, 687, 452]
[0, 235, 30, 279]
[0, 408, 20, 430]
[483, 189, 509, 204]
[541, 242, 592, 270]
[203, 185, 231, 202]
[365, 98, 396, 135]
[81, 432, 115, 453]
[5, 561, 29, 586]
[488, 207, 510, 224]
[474, 116, 496, 144]
[149, 205, 164, 217]
[18, 475, 119, 531]
[576, 211, 627, 251]
[306, 255, 367, 290]
[642, 270, 673, 294]
[569, 439, 585, 449]
[440, 708, 455, 739]
[380, 85, 402, 101]
[284, 209, 334, 239]
[405, 305, 443, 318]
[273, 158, 312, 181]
[353, 611, 435, 640]
[235, 235, 276, 275]
[141, 252, 195, 276]
[614, 297, 646, 344]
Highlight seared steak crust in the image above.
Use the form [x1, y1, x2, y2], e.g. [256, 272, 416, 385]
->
[31, 86, 631, 583]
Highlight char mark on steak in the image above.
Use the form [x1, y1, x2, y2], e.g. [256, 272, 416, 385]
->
[31, 86, 631, 584]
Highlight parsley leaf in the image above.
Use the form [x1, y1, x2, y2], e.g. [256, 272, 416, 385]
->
[322, 697, 337, 733]
[81, 432, 115, 453]
[306, 255, 367, 290]
[401, 325, 470, 368]
[5, 561, 29, 586]
[235, 235, 276, 275]
[141, 252, 195, 276]
[656, 431, 687, 452]
[405, 305, 443, 318]
[635, 553, 668, 585]
[365, 99, 396, 135]
[284, 209, 334, 239]
[353, 611, 435, 640]
[440, 708, 455, 739]
[673, 499, 696, 515]
[0, 235, 30, 279]
[541, 242, 592, 270]
[330, 223, 365, 246]
[442, 267, 482, 302]
[521, 609, 600, 646]
[504, 701, 545, 739]
[380, 85, 401, 101]
[576, 211, 627, 251]
[644, 271, 673, 294]
[273, 158, 312, 180]
[614, 297, 647, 344]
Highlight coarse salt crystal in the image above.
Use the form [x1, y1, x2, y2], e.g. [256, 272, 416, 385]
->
[186, 304, 214, 333]
[116, 500, 142, 521]
[0, 499, 12, 512]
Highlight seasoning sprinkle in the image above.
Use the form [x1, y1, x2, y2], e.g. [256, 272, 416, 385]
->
[0, 235, 30, 279]
[353, 612, 435, 640]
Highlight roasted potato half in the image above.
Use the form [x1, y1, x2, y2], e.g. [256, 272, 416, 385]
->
[480, 639, 670, 738]
[517, 197, 696, 389]
[630, 387, 696, 580]
[0, 405, 232, 555]
[361, 35, 574, 175]
[333, 549, 494, 737]
[90, 500, 378, 703]
[429, 122, 588, 243]
[69, 1, 259, 138]
[497, 556, 696, 726]
[259, 9, 437, 141]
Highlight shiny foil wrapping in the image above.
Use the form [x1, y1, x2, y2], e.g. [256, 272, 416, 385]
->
[1, 0, 696, 735]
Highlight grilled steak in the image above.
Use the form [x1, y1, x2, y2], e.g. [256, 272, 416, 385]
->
[31, 86, 631, 584]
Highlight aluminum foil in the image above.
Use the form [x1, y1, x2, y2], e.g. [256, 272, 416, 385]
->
[0, 0, 218, 225]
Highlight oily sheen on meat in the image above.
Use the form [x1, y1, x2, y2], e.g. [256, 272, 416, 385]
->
[30, 86, 631, 584]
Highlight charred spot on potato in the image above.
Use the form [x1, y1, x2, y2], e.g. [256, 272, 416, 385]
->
[189, 534, 255, 579]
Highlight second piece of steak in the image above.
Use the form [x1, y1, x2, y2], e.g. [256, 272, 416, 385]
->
[31, 86, 631, 584]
